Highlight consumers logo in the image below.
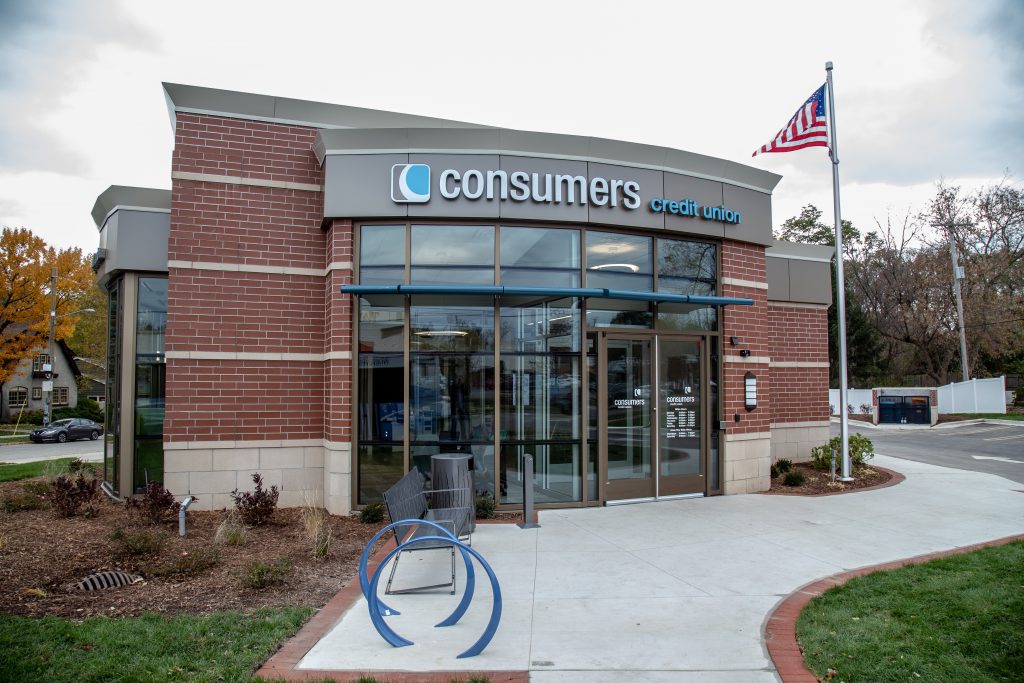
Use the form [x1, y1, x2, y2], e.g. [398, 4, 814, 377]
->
[391, 163, 431, 203]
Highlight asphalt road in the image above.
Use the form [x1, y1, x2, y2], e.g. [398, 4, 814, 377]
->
[0, 438, 104, 463]
[832, 421, 1024, 485]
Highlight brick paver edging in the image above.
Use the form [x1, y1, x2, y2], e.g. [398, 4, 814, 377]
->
[257, 518, 530, 682]
[763, 533, 1024, 683]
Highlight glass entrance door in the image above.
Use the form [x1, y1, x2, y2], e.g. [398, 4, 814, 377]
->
[599, 333, 705, 502]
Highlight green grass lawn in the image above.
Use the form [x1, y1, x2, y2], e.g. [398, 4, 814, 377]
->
[797, 541, 1024, 682]
[0, 457, 82, 482]
[949, 412, 1024, 421]
[0, 608, 311, 682]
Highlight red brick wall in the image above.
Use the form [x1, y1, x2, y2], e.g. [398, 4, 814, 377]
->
[721, 240, 771, 434]
[325, 220, 354, 443]
[165, 113, 333, 444]
[767, 304, 829, 424]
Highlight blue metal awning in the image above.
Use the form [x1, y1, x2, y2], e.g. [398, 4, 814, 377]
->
[340, 284, 752, 306]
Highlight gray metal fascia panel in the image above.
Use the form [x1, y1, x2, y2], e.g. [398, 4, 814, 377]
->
[765, 255, 791, 301]
[497, 129, 592, 158]
[406, 127, 503, 151]
[91, 186, 172, 228]
[786, 259, 832, 304]
[765, 240, 835, 262]
[586, 137, 670, 170]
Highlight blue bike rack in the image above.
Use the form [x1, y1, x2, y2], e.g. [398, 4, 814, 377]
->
[358, 519, 502, 659]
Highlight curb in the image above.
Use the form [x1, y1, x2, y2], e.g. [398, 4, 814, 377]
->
[257, 518, 529, 682]
[763, 533, 1024, 683]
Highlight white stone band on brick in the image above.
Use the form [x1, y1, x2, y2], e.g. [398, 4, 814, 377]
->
[770, 361, 830, 368]
[724, 355, 771, 364]
[165, 438, 352, 450]
[770, 420, 832, 428]
[172, 170, 322, 192]
[722, 277, 769, 290]
[725, 431, 773, 441]
[767, 301, 830, 309]
[168, 259, 353, 277]
[165, 350, 351, 362]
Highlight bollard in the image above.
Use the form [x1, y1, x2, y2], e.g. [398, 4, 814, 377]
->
[517, 454, 540, 529]
[179, 496, 195, 537]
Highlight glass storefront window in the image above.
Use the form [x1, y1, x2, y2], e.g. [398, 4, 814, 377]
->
[499, 300, 579, 353]
[657, 303, 717, 331]
[410, 305, 494, 352]
[499, 355, 580, 442]
[361, 225, 405, 266]
[500, 227, 580, 287]
[104, 278, 121, 490]
[409, 355, 495, 443]
[411, 225, 494, 285]
[134, 277, 166, 491]
[359, 305, 404, 352]
[586, 231, 653, 291]
[358, 444, 404, 503]
[358, 354, 404, 442]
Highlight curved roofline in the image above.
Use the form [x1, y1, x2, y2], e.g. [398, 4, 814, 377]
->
[91, 186, 172, 229]
[163, 83, 781, 195]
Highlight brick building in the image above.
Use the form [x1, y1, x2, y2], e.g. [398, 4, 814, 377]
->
[92, 83, 832, 512]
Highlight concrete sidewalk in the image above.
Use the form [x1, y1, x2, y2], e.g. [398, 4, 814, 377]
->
[297, 455, 1024, 682]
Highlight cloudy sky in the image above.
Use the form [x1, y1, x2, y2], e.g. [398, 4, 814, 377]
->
[1, 0, 1021, 252]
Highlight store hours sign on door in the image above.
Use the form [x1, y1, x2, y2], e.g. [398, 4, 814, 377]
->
[665, 394, 697, 438]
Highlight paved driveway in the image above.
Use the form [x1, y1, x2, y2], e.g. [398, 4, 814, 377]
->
[299, 455, 1024, 682]
[0, 439, 104, 463]
[834, 420, 1024, 484]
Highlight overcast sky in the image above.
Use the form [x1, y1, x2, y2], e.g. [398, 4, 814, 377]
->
[1, 0, 1021, 252]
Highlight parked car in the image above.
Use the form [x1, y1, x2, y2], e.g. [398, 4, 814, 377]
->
[29, 418, 104, 443]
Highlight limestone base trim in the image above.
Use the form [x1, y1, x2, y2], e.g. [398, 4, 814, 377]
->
[770, 423, 831, 463]
[163, 440, 352, 514]
[723, 434, 771, 495]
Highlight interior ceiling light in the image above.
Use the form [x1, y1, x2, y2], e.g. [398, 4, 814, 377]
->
[414, 330, 469, 337]
[548, 314, 572, 322]
[590, 243, 637, 255]
[588, 263, 640, 273]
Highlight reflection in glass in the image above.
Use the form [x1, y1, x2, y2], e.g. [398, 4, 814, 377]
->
[136, 278, 167, 358]
[499, 268, 579, 288]
[586, 231, 652, 272]
[499, 300, 579, 353]
[410, 267, 494, 286]
[606, 339, 652, 482]
[411, 225, 494, 265]
[359, 305, 404, 352]
[500, 355, 580, 441]
[410, 306, 494, 351]
[410, 355, 495, 443]
[359, 266, 406, 286]
[710, 337, 720, 492]
[358, 444, 404, 504]
[500, 443, 581, 504]
[658, 239, 716, 281]
[134, 277, 166, 491]
[500, 226, 579, 269]
[586, 300, 653, 329]
[361, 225, 406, 266]
[657, 303, 717, 331]
[104, 277, 121, 490]
[410, 444, 495, 500]
[358, 354, 404, 442]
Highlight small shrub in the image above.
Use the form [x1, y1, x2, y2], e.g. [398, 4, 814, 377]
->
[51, 472, 99, 517]
[111, 528, 166, 557]
[770, 464, 779, 479]
[859, 403, 872, 415]
[20, 480, 52, 496]
[214, 511, 248, 546]
[475, 496, 496, 520]
[18, 410, 44, 425]
[66, 458, 98, 476]
[153, 548, 219, 577]
[53, 397, 103, 422]
[810, 433, 875, 470]
[775, 458, 793, 473]
[239, 559, 290, 590]
[783, 470, 807, 487]
[360, 502, 385, 524]
[1, 492, 47, 513]
[230, 473, 279, 527]
[126, 481, 182, 524]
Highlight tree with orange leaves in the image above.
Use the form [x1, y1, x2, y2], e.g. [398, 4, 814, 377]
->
[1, 227, 95, 393]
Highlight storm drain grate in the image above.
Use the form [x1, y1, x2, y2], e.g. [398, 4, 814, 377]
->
[75, 571, 143, 591]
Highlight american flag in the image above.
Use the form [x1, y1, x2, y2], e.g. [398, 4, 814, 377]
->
[752, 84, 829, 156]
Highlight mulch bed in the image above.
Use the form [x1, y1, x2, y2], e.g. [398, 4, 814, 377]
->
[764, 462, 894, 496]
[0, 477, 387, 619]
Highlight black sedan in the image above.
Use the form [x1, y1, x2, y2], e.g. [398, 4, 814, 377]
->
[29, 418, 104, 443]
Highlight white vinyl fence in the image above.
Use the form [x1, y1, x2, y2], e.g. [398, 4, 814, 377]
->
[828, 389, 874, 415]
[936, 377, 1007, 414]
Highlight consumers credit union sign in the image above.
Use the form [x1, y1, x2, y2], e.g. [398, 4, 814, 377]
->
[390, 163, 740, 224]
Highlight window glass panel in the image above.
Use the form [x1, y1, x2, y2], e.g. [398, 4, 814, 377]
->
[585, 300, 653, 329]
[585, 270, 654, 292]
[409, 354, 495, 443]
[500, 443, 581, 504]
[358, 354, 404, 442]
[658, 239, 716, 282]
[359, 266, 406, 286]
[359, 305, 404, 352]
[409, 444, 495, 500]
[136, 278, 167, 359]
[499, 355, 580, 441]
[500, 226, 579, 269]
[410, 306, 494, 352]
[411, 225, 494, 266]
[586, 231, 652, 273]
[358, 444, 404, 504]
[657, 303, 717, 331]
[8, 387, 27, 406]
[500, 300, 579, 353]
[360, 225, 405, 266]
[410, 267, 494, 286]
[499, 268, 580, 288]
[657, 276, 715, 297]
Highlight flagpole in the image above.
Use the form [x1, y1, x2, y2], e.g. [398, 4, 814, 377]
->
[825, 61, 853, 482]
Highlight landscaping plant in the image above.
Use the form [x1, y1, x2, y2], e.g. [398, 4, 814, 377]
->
[213, 510, 248, 546]
[230, 472, 279, 526]
[810, 433, 874, 470]
[153, 547, 219, 578]
[50, 472, 99, 517]
[475, 495, 496, 520]
[125, 481, 182, 524]
[301, 493, 333, 561]
[359, 502, 385, 524]
[240, 559, 290, 590]
[783, 470, 807, 487]
[110, 528, 166, 558]
[1, 491, 47, 513]
[770, 464, 779, 479]
[775, 458, 793, 473]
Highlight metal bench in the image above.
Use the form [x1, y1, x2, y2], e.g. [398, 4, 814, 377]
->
[381, 468, 473, 595]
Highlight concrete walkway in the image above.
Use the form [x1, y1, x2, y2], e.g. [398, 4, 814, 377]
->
[298, 455, 1024, 681]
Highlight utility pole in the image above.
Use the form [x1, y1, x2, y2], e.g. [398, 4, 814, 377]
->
[44, 266, 57, 427]
[949, 232, 970, 382]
